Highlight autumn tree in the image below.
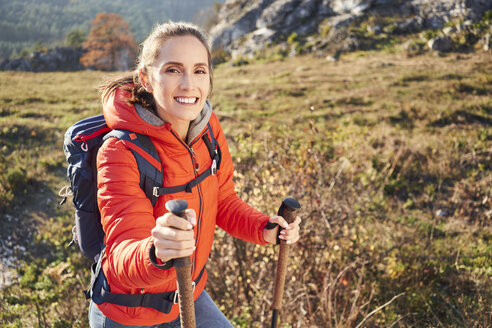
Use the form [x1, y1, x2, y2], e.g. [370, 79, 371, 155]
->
[80, 13, 137, 71]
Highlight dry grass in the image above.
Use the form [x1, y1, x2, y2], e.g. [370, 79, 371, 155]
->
[0, 49, 491, 327]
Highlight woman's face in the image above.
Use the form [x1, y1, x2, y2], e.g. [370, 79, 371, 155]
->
[146, 35, 210, 127]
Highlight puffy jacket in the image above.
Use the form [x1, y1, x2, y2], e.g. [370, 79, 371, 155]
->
[95, 88, 270, 325]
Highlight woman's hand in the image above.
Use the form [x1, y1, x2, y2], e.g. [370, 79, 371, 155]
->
[263, 215, 302, 245]
[151, 209, 196, 263]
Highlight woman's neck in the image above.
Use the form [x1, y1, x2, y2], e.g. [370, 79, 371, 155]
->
[170, 120, 190, 141]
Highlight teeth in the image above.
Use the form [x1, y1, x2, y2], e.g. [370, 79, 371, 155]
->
[175, 97, 197, 104]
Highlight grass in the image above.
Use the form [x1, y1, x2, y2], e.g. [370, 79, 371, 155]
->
[0, 49, 491, 327]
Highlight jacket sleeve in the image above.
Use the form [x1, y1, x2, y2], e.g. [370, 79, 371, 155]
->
[210, 114, 270, 244]
[97, 137, 174, 289]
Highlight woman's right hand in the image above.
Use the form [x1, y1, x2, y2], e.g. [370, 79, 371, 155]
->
[151, 209, 196, 263]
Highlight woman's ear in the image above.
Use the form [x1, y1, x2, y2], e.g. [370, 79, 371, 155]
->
[138, 69, 153, 93]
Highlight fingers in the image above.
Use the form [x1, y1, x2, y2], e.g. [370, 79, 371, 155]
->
[155, 209, 196, 230]
[152, 224, 194, 241]
[153, 238, 195, 262]
[154, 246, 195, 263]
[185, 208, 197, 226]
[268, 216, 289, 229]
[278, 215, 302, 244]
[152, 209, 197, 263]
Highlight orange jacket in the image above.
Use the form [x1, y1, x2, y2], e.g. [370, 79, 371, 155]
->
[95, 88, 270, 325]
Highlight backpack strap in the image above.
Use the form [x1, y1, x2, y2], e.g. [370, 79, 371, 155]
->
[104, 130, 162, 206]
[204, 122, 221, 171]
[102, 123, 222, 200]
[86, 247, 206, 314]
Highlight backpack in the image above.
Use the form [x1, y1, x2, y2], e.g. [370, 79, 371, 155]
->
[62, 114, 221, 262]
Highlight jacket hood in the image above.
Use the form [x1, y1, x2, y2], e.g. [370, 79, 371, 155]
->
[103, 88, 212, 145]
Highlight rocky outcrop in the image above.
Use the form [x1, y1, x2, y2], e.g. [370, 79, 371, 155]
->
[427, 35, 453, 52]
[210, 0, 492, 57]
[0, 47, 84, 72]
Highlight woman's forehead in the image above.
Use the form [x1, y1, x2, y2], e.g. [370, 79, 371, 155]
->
[155, 35, 209, 66]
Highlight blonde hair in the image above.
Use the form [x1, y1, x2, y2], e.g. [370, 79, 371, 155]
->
[100, 21, 213, 112]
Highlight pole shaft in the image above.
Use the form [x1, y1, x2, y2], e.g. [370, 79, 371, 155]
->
[165, 200, 196, 328]
[175, 262, 196, 328]
[272, 243, 291, 310]
[271, 197, 301, 327]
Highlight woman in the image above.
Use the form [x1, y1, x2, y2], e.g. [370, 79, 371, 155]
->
[89, 21, 302, 327]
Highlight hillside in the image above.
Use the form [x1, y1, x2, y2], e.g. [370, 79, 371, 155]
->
[0, 0, 223, 60]
[0, 45, 490, 326]
[210, 0, 492, 58]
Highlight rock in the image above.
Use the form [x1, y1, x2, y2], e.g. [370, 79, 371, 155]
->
[331, 0, 375, 15]
[427, 36, 453, 52]
[326, 49, 341, 61]
[442, 26, 457, 35]
[484, 33, 491, 51]
[0, 58, 32, 71]
[327, 13, 361, 30]
[325, 54, 338, 62]
[402, 39, 424, 53]
[395, 16, 424, 34]
[435, 209, 450, 217]
[367, 24, 382, 34]
[0, 46, 84, 72]
[342, 36, 360, 51]
[210, 0, 492, 57]
[210, 0, 264, 51]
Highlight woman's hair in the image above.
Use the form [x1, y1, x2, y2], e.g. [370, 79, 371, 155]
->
[100, 21, 213, 113]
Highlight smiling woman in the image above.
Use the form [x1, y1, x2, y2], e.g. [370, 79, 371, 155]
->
[89, 21, 302, 328]
[139, 35, 211, 139]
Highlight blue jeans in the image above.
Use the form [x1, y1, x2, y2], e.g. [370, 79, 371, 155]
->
[89, 290, 233, 328]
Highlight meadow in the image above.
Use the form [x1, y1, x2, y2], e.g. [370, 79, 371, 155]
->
[0, 47, 491, 327]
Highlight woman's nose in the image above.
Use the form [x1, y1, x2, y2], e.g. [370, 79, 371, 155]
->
[180, 73, 195, 90]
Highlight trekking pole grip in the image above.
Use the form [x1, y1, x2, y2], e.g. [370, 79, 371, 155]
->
[271, 197, 301, 328]
[165, 200, 195, 328]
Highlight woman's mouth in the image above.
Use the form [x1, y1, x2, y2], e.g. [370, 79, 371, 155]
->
[175, 97, 198, 104]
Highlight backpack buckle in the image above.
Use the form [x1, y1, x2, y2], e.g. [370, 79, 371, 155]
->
[153, 187, 159, 197]
[173, 291, 179, 304]
[211, 159, 217, 175]
[172, 281, 196, 304]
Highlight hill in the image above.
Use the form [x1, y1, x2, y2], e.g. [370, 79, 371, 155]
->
[0, 45, 490, 326]
[210, 0, 492, 59]
[0, 0, 223, 60]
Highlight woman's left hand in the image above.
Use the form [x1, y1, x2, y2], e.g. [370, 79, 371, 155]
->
[263, 215, 302, 245]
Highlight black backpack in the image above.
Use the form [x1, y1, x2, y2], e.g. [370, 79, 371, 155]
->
[62, 114, 221, 262]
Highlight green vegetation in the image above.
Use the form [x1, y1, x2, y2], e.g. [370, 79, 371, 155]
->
[0, 48, 491, 327]
[0, 0, 223, 59]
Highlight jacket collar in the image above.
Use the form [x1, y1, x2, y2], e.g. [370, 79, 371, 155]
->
[103, 87, 212, 145]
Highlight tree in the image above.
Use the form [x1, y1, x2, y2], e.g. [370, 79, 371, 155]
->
[65, 29, 86, 48]
[80, 13, 137, 71]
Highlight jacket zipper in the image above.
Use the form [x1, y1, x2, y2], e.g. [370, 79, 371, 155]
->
[170, 130, 204, 277]
[74, 127, 112, 151]
[74, 127, 111, 142]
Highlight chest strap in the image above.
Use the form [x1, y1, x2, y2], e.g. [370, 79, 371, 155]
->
[153, 162, 217, 196]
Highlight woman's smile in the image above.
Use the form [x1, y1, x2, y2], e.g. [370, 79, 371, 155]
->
[174, 96, 198, 104]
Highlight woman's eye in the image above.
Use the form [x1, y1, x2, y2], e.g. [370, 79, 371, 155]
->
[195, 69, 207, 74]
[166, 68, 180, 73]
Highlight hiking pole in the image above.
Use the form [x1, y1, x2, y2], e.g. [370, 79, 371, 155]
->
[165, 199, 196, 328]
[271, 197, 301, 328]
